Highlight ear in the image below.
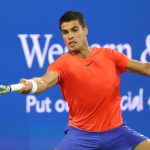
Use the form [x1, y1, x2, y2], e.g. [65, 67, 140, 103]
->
[83, 26, 88, 35]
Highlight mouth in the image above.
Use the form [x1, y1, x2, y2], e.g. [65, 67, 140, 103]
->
[68, 41, 77, 47]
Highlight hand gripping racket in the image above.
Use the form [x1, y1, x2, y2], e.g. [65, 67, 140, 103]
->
[0, 84, 24, 95]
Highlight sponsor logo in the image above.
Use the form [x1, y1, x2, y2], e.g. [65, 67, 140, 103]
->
[26, 95, 69, 113]
[18, 34, 150, 114]
[18, 34, 134, 68]
[18, 34, 69, 68]
[18, 34, 150, 68]
[26, 88, 150, 114]
[121, 88, 144, 112]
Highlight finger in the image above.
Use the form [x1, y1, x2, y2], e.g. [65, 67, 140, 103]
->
[19, 78, 27, 84]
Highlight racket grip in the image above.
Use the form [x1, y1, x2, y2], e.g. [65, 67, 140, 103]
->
[8, 83, 24, 92]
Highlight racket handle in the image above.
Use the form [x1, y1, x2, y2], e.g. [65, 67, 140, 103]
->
[8, 83, 24, 92]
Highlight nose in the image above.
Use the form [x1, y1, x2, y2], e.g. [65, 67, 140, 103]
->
[68, 31, 74, 39]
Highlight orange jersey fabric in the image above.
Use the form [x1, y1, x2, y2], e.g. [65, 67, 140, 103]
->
[47, 47, 129, 132]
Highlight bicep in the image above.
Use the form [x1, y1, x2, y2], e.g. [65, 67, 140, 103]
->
[126, 59, 150, 76]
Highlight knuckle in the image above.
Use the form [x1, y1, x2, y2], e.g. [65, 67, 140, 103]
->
[20, 78, 27, 83]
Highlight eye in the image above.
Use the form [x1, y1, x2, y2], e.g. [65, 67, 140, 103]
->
[62, 30, 68, 35]
[72, 28, 78, 32]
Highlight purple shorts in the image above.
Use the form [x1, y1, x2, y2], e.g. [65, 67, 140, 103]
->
[55, 124, 148, 150]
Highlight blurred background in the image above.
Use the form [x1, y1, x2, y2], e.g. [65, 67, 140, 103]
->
[0, 0, 150, 149]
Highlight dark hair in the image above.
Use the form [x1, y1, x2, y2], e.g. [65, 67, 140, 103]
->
[59, 11, 86, 30]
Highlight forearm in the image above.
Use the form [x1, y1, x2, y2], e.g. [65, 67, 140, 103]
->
[126, 59, 150, 77]
[19, 71, 58, 94]
[32, 77, 49, 94]
[33, 74, 58, 93]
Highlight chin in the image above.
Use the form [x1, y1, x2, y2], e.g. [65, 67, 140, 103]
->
[69, 47, 78, 52]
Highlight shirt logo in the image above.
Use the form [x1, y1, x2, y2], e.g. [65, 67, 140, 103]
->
[85, 60, 94, 67]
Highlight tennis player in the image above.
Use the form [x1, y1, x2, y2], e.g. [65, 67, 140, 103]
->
[19, 11, 150, 150]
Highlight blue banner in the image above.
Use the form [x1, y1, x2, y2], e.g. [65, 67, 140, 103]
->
[0, 0, 150, 149]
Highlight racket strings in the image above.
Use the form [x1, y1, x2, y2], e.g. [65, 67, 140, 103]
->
[0, 85, 9, 95]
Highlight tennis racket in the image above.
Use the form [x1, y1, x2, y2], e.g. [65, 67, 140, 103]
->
[0, 84, 24, 95]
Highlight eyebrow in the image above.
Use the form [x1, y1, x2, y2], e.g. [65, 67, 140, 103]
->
[61, 26, 79, 32]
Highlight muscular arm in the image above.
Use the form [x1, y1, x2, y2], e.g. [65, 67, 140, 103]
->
[19, 71, 59, 94]
[126, 59, 150, 76]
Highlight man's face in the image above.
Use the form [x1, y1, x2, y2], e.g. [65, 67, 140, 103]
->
[60, 20, 88, 52]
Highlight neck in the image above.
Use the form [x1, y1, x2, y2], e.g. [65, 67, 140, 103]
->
[72, 45, 91, 58]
